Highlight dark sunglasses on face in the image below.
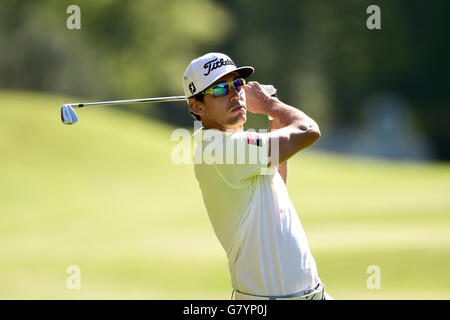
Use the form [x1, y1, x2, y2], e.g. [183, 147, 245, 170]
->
[201, 78, 246, 97]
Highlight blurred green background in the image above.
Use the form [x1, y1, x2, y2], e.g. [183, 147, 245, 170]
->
[0, 0, 449, 299]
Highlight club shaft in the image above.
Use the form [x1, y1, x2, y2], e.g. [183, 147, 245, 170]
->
[68, 96, 187, 108]
[66, 84, 276, 109]
[61, 85, 277, 125]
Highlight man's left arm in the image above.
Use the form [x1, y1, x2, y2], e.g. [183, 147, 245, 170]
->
[269, 117, 288, 184]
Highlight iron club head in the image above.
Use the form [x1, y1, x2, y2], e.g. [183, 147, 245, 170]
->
[61, 104, 79, 125]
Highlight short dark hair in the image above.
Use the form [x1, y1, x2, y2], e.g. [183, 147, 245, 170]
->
[189, 93, 203, 121]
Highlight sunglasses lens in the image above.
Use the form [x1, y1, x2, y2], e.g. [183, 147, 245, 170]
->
[212, 84, 229, 97]
[233, 79, 245, 92]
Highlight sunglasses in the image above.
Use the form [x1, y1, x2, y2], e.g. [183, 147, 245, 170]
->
[201, 78, 246, 97]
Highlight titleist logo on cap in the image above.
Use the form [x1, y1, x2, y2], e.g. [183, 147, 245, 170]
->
[203, 58, 235, 76]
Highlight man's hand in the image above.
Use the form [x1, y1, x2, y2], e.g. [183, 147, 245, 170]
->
[244, 81, 275, 115]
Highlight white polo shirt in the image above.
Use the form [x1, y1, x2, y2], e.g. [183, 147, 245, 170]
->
[193, 128, 320, 297]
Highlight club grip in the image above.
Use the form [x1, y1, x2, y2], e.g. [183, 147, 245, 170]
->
[261, 84, 277, 97]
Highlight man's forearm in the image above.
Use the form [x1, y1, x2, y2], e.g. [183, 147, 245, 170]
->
[265, 97, 320, 134]
[265, 98, 321, 184]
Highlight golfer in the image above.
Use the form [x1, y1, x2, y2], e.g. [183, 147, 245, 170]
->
[183, 52, 332, 300]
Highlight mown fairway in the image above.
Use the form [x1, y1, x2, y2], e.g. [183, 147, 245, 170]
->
[0, 90, 449, 299]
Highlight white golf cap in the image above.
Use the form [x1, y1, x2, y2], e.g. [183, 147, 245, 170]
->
[183, 52, 254, 100]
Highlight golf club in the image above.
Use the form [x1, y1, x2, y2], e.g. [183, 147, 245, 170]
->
[60, 85, 277, 125]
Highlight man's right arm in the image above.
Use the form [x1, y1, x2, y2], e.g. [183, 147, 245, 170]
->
[244, 82, 321, 166]
[266, 98, 321, 166]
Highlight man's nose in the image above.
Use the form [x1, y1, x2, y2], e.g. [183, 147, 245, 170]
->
[229, 86, 241, 101]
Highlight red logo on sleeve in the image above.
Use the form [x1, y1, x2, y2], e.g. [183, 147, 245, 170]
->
[246, 133, 262, 147]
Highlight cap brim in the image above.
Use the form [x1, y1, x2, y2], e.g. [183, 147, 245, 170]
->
[187, 66, 255, 99]
[234, 66, 254, 79]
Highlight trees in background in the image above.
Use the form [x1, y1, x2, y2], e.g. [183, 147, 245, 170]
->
[0, 0, 448, 159]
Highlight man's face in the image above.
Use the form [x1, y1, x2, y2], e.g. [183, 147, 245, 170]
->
[192, 73, 247, 131]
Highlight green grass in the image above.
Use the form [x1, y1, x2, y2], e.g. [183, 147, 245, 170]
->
[0, 89, 449, 299]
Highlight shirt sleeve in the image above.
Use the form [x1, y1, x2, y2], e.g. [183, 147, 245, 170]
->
[213, 131, 276, 188]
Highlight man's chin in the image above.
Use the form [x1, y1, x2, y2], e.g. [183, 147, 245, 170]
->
[224, 113, 247, 131]
[234, 112, 247, 125]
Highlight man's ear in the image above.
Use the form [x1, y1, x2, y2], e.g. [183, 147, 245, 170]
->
[188, 98, 205, 117]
